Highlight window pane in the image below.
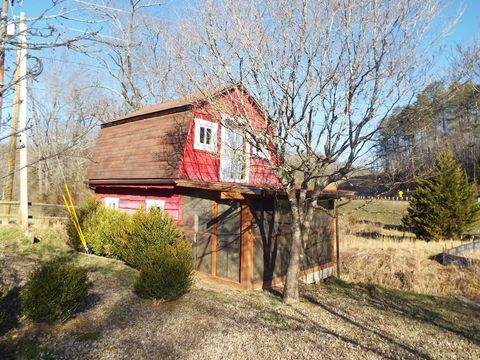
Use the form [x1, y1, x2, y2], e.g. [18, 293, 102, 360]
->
[199, 127, 205, 144]
[206, 128, 212, 144]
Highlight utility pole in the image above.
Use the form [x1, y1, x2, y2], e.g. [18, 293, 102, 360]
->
[0, 0, 9, 130]
[17, 12, 28, 229]
[3, 47, 21, 220]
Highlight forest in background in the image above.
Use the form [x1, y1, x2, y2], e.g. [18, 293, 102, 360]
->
[375, 44, 479, 187]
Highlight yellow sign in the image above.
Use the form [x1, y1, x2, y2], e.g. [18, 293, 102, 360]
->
[398, 190, 404, 198]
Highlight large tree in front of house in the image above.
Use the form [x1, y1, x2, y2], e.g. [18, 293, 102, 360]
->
[403, 149, 480, 241]
[176, 0, 448, 303]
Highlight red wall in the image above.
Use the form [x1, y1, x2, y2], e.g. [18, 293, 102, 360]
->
[95, 186, 182, 224]
[178, 89, 281, 188]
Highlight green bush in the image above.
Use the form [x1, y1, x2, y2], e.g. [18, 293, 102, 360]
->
[66, 196, 100, 251]
[84, 206, 131, 259]
[120, 208, 181, 269]
[134, 239, 194, 300]
[20, 260, 92, 324]
[403, 149, 480, 241]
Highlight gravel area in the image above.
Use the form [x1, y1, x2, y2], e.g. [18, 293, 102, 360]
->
[1, 246, 479, 359]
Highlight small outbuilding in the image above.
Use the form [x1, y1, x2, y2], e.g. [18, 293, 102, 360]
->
[87, 85, 351, 289]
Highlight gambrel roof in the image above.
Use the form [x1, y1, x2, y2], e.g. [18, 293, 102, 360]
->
[87, 85, 267, 186]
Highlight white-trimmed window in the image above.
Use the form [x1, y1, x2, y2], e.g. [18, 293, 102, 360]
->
[146, 199, 165, 211]
[194, 118, 218, 152]
[104, 197, 119, 209]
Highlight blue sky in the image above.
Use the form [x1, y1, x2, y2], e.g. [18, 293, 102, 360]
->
[442, 0, 479, 47]
[15, 0, 479, 65]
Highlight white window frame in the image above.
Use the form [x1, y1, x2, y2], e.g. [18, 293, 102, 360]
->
[104, 197, 119, 209]
[145, 199, 165, 211]
[220, 124, 250, 183]
[194, 118, 218, 152]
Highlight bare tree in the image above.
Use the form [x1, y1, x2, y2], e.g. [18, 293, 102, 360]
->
[29, 62, 108, 203]
[77, 0, 178, 112]
[1, 0, 97, 209]
[176, 0, 446, 303]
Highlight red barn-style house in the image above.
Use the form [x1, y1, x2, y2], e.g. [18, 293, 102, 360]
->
[87, 85, 348, 289]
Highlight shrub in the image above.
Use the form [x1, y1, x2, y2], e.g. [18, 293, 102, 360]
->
[66, 197, 100, 251]
[403, 149, 480, 241]
[120, 208, 181, 269]
[84, 206, 131, 259]
[21, 260, 92, 324]
[134, 239, 194, 300]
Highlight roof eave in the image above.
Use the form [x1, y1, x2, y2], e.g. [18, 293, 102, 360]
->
[101, 104, 193, 128]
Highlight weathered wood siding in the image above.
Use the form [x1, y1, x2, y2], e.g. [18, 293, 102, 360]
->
[252, 198, 335, 287]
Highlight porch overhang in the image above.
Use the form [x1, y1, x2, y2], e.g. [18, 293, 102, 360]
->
[86, 178, 354, 199]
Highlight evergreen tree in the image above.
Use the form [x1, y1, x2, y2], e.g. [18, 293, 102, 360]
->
[403, 149, 480, 241]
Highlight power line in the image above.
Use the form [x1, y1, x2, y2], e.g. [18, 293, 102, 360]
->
[38, 56, 104, 69]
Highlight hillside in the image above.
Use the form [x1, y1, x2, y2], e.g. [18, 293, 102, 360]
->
[1, 226, 479, 360]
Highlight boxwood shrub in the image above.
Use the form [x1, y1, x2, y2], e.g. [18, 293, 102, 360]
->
[120, 208, 181, 269]
[134, 239, 194, 300]
[20, 260, 92, 324]
[83, 206, 131, 259]
[66, 196, 99, 251]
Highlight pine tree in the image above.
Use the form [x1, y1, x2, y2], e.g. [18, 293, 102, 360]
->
[403, 149, 480, 241]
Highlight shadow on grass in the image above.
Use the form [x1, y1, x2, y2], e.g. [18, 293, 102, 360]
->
[76, 292, 102, 315]
[316, 278, 480, 345]
[0, 287, 21, 336]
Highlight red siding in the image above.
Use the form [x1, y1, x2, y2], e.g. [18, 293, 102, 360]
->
[95, 186, 182, 224]
[178, 112, 220, 182]
[178, 89, 281, 188]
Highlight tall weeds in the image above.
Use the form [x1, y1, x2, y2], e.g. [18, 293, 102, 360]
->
[340, 222, 480, 302]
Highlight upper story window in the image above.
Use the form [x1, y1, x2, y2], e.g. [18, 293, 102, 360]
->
[194, 118, 218, 152]
[251, 134, 270, 160]
[146, 199, 165, 211]
[104, 197, 119, 209]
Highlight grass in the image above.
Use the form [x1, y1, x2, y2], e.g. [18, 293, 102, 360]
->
[0, 339, 57, 360]
[261, 311, 292, 330]
[0, 225, 137, 287]
[339, 199, 409, 226]
[339, 199, 480, 234]
[324, 278, 480, 343]
[75, 330, 103, 342]
[336, 199, 480, 302]
[340, 224, 480, 302]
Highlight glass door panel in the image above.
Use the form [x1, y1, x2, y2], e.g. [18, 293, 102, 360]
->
[216, 201, 241, 281]
[182, 196, 214, 273]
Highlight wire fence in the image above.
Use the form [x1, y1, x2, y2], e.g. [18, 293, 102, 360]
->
[442, 240, 480, 266]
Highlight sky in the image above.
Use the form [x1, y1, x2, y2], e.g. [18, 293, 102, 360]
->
[12, 0, 478, 74]
[0, 0, 478, 157]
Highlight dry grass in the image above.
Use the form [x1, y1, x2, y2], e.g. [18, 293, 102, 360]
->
[461, 250, 480, 260]
[340, 224, 480, 302]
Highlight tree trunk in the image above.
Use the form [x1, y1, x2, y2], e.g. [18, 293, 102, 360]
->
[283, 190, 303, 304]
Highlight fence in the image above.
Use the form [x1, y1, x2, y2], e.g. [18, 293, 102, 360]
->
[0, 200, 68, 225]
[355, 195, 409, 201]
[442, 240, 480, 266]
